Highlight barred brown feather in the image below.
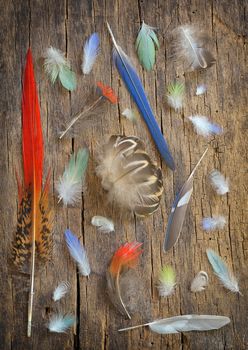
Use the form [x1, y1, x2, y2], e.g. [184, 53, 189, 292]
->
[96, 135, 163, 216]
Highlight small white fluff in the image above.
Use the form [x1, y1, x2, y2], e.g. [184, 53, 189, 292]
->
[121, 108, 137, 123]
[196, 84, 207, 95]
[53, 281, 71, 301]
[48, 313, 75, 333]
[191, 271, 208, 292]
[210, 170, 229, 195]
[188, 115, 223, 137]
[91, 216, 114, 233]
[202, 216, 226, 231]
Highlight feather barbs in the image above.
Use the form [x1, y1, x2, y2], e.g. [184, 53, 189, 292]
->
[109, 242, 143, 276]
[97, 82, 118, 104]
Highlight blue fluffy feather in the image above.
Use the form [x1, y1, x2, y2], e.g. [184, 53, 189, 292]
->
[82, 32, 100, 74]
[107, 23, 175, 170]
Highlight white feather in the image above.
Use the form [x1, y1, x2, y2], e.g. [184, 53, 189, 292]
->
[53, 281, 71, 301]
[188, 115, 223, 137]
[91, 216, 114, 233]
[121, 108, 137, 123]
[210, 170, 229, 195]
[48, 313, 75, 333]
[207, 249, 240, 294]
[44, 47, 69, 83]
[202, 216, 226, 231]
[191, 271, 208, 292]
[82, 33, 100, 74]
[119, 315, 230, 333]
[56, 148, 89, 206]
[65, 229, 91, 276]
[196, 84, 207, 95]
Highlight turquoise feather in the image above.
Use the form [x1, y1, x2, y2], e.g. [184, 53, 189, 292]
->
[135, 22, 159, 71]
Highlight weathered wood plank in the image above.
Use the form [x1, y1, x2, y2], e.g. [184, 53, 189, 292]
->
[0, 0, 247, 349]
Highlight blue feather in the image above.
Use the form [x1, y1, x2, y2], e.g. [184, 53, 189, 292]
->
[82, 32, 100, 74]
[64, 229, 91, 276]
[107, 23, 175, 170]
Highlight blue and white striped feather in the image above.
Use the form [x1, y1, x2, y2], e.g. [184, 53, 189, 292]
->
[206, 249, 240, 293]
[107, 23, 175, 170]
[82, 33, 100, 74]
[65, 229, 90, 276]
[48, 313, 75, 333]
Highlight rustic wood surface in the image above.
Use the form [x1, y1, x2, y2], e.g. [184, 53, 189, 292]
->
[0, 0, 247, 349]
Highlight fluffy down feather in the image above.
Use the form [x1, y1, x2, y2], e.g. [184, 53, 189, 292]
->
[191, 271, 208, 292]
[96, 135, 163, 216]
[91, 216, 114, 233]
[188, 115, 223, 137]
[210, 170, 229, 195]
[48, 313, 75, 333]
[202, 216, 226, 231]
[53, 281, 71, 301]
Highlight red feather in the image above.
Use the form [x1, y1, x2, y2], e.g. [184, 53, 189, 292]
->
[22, 49, 43, 194]
[97, 81, 118, 104]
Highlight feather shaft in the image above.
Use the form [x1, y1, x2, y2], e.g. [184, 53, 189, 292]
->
[106, 22, 175, 170]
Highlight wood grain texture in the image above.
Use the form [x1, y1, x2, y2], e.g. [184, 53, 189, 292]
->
[0, 0, 247, 349]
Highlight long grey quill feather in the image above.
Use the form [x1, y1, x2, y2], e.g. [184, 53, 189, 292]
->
[119, 314, 230, 333]
[164, 148, 208, 251]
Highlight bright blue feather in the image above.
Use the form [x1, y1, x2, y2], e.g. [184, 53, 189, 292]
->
[64, 229, 90, 276]
[82, 32, 100, 74]
[112, 46, 175, 170]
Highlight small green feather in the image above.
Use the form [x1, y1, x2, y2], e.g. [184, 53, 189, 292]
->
[59, 66, 77, 91]
[159, 266, 176, 285]
[135, 21, 159, 71]
[166, 82, 185, 111]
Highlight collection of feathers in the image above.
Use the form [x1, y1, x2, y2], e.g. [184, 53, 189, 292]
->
[13, 21, 239, 338]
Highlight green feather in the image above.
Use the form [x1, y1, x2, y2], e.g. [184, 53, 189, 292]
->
[59, 66, 77, 91]
[135, 21, 159, 71]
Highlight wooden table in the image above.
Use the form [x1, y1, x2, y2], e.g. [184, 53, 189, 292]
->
[0, 0, 247, 349]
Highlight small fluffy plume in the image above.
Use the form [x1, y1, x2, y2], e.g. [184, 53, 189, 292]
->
[56, 148, 89, 206]
[202, 216, 226, 231]
[91, 216, 114, 233]
[48, 313, 75, 333]
[122, 108, 137, 123]
[196, 84, 207, 95]
[53, 281, 71, 301]
[206, 249, 240, 294]
[166, 82, 185, 111]
[44, 47, 76, 91]
[188, 115, 223, 137]
[157, 266, 176, 297]
[82, 33, 100, 74]
[191, 271, 208, 292]
[210, 170, 229, 195]
[65, 229, 91, 276]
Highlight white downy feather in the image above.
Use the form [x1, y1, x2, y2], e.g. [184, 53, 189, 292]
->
[119, 315, 230, 333]
[53, 281, 71, 301]
[196, 84, 207, 95]
[206, 249, 240, 294]
[210, 170, 229, 195]
[191, 271, 208, 292]
[202, 216, 226, 231]
[91, 216, 114, 233]
[188, 115, 223, 137]
[48, 313, 75, 333]
[44, 47, 68, 83]
[121, 108, 137, 123]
